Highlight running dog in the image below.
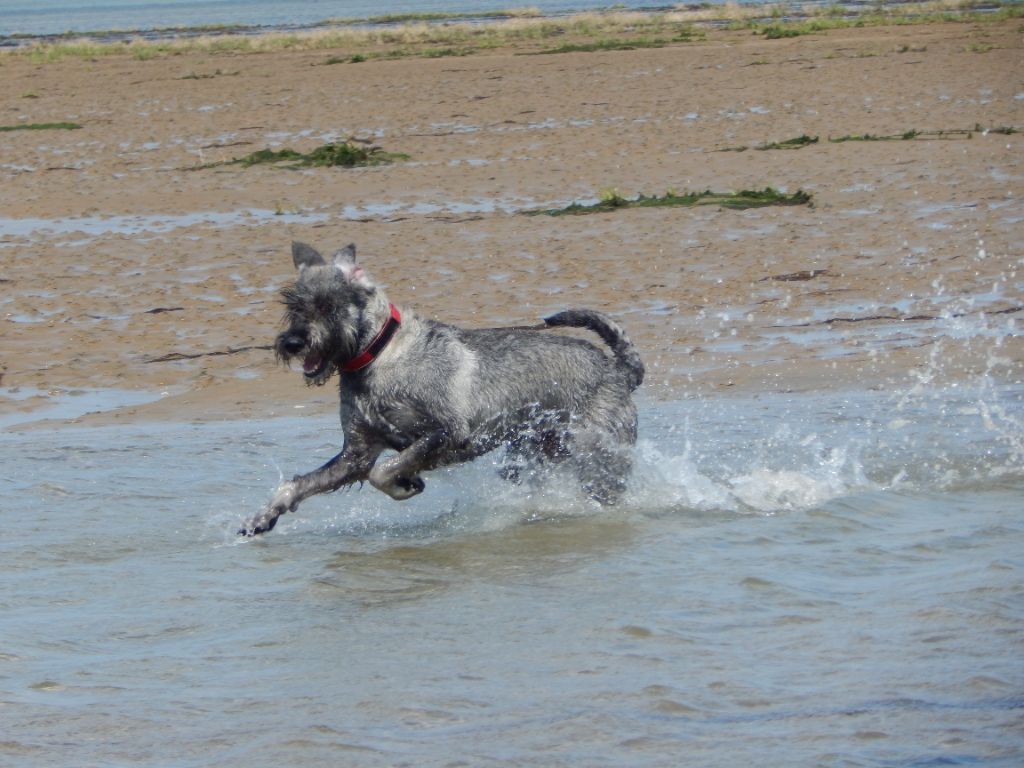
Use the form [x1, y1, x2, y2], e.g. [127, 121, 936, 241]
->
[240, 241, 644, 535]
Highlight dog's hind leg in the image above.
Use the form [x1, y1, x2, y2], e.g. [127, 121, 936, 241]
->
[569, 394, 637, 505]
[500, 426, 571, 485]
[574, 438, 632, 505]
[368, 429, 454, 500]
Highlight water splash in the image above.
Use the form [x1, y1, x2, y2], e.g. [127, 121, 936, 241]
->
[242, 383, 1019, 541]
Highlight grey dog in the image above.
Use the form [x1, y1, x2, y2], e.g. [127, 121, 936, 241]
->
[239, 241, 644, 536]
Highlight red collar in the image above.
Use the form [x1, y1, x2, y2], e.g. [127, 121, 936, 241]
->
[340, 304, 402, 373]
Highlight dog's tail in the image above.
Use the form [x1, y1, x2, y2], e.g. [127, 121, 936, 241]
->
[544, 309, 645, 390]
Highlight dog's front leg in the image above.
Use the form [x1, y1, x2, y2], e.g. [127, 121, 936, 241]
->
[368, 429, 451, 500]
[240, 447, 378, 536]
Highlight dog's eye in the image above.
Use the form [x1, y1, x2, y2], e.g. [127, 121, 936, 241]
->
[315, 295, 334, 316]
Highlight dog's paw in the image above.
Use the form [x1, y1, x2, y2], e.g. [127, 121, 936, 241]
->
[238, 482, 296, 536]
[238, 511, 278, 537]
[385, 475, 425, 500]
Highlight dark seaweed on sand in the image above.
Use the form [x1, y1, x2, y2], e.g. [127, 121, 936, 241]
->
[189, 140, 408, 170]
[526, 188, 812, 216]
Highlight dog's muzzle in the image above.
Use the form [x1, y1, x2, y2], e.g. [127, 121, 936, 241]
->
[278, 331, 307, 357]
[277, 331, 329, 381]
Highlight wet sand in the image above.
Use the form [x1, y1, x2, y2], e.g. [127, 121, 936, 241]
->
[1, 19, 1021, 427]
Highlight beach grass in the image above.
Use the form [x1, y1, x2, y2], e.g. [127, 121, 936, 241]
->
[525, 187, 812, 216]
[736, 0, 1024, 38]
[760, 25, 804, 39]
[7, 2, 1021, 63]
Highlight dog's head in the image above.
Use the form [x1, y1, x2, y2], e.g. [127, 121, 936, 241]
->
[276, 241, 380, 386]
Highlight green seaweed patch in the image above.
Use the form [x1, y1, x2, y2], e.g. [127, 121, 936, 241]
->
[536, 38, 657, 54]
[324, 54, 366, 64]
[324, 46, 474, 64]
[534, 30, 701, 55]
[720, 135, 818, 152]
[829, 129, 973, 142]
[192, 140, 409, 170]
[0, 121, 83, 132]
[237, 143, 408, 167]
[525, 187, 812, 216]
[762, 134, 818, 150]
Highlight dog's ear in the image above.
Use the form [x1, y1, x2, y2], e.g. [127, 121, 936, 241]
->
[332, 243, 369, 286]
[292, 241, 325, 271]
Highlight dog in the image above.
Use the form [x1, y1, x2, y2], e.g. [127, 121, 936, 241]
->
[239, 241, 644, 535]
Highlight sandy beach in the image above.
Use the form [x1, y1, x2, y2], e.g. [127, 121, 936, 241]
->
[1, 16, 1021, 427]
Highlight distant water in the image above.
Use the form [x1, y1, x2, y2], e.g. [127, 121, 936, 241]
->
[2, 381, 1022, 766]
[1, 0, 702, 38]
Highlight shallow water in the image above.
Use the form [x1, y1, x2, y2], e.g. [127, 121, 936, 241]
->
[2, 381, 1022, 767]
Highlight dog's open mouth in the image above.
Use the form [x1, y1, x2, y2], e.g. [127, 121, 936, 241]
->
[302, 353, 329, 380]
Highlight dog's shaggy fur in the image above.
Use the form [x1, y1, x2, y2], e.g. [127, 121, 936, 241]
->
[240, 242, 644, 535]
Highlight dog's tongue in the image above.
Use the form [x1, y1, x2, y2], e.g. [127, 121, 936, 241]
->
[303, 353, 322, 375]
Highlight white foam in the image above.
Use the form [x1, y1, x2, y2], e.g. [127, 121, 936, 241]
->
[627, 439, 869, 516]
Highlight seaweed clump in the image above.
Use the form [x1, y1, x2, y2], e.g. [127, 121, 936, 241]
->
[193, 140, 408, 170]
[235, 141, 407, 168]
[829, 129, 972, 142]
[526, 187, 812, 216]
[720, 134, 818, 152]
[0, 122, 83, 132]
